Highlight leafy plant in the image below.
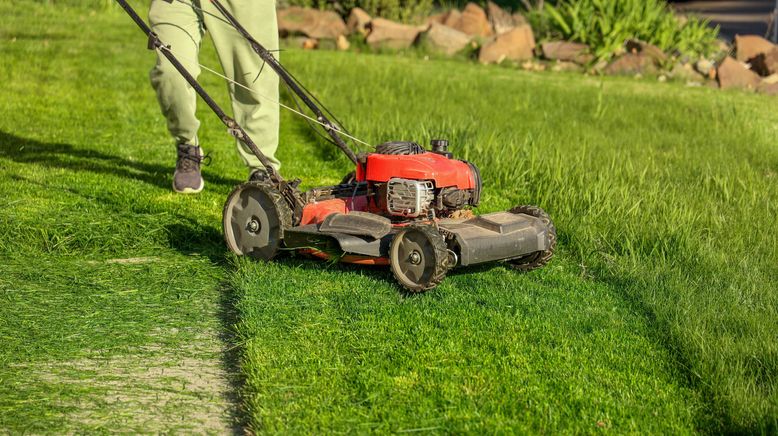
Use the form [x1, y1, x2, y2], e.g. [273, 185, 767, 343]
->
[283, 0, 434, 23]
[539, 0, 720, 61]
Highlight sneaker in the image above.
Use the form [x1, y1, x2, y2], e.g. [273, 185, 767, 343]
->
[249, 168, 271, 184]
[173, 143, 207, 194]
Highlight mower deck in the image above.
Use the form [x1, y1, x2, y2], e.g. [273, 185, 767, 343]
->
[283, 210, 552, 268]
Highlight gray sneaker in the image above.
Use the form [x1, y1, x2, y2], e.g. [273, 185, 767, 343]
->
[249, 168, 270, 184]
[173, 143, 207, 194]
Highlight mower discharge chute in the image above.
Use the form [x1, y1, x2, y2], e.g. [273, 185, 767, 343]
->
[117, 0, 556, 292]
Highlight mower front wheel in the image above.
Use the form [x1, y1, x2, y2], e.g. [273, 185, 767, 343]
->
[222, 182, 292, 260]
[506, 205, 556, 272]
[389, 225, 450, 292]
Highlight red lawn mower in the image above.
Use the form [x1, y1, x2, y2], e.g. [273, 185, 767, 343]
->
[117, 0, 556, 292]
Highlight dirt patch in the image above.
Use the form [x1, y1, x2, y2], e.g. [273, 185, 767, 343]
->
[20, 332, 236, 433]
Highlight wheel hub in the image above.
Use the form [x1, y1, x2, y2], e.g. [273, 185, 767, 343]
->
[247, 218, 261, 234]
[408, 250, 422, 265]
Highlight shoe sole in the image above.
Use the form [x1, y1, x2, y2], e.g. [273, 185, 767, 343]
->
[172, 178, 204, 194]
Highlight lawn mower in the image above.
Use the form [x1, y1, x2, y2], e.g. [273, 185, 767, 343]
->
[117, 0, 556, 292]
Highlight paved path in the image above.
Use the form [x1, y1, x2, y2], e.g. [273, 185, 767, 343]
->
[670, 0, 777, 41]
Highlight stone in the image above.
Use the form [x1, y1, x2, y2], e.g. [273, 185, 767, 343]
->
[278, 7, 347, 40]
[604, 53, 657, 75]
[763, 73, 778, 85]
[418, 22, 471, 55]
[541, 41, 592, 64]
[625, 39, 667, 64]
[426, 12, 448, 26]
[735, 34, 775, 62]
[366, 18, 421, 49]
[521, 60, 546, 71]
[717, 56, 760, 90]
[748, 47, 778, 76]
[757, 81, 778, 95]
[670, 62, 704, 83]
[487, 1, 514, 35]
[452, 3, 492, 37]
[278, 7, 316, 36]
[346, 7, 371, 35]
[551, 61, 583, 73]
[478, 24, 535, 64]
[302, 38, 318, 50]
[443, 9, 461, 28]
[694, 59, 716, 78]
[306, 10, 348, 39]
[336, 34, 350, 51]
[512, 12, 528, 26]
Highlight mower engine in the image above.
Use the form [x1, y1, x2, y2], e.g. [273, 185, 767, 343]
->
[223, 139, 556, 292]
[358, 140, 480, 219]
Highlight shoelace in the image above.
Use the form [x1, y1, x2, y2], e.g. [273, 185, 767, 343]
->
[177, 149, 212, 172]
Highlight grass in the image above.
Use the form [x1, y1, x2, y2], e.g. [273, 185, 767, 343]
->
[2, 1, 777, 434]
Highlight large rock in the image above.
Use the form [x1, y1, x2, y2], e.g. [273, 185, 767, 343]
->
[418, 22, 471, 55]
[443, 9, 461, 28]
[346, 7, 371, 36]
[749, 47, 778, 76]
[735, 34, 775, 62]
[366, 18, 421, 49]
[604, 53, 657, 75]
[451, 3, 492, 37]
[757, 80, 778, 95]
[478, 24, 535, 64]
[278, 7, 347, 39]
[426, 12, 448, 26]
[717, 56, 760, 90]
[670, 62, 704, 83]
[512, 12, 528, 26]
[487, 1, 514, 35]
[625, 39, 667, 64]
[541, 41, 592, 64]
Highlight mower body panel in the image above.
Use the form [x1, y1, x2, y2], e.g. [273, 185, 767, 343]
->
[284, 223, 393, 258]
[439, 212, 550, 266]
[359, 152, 476, 189]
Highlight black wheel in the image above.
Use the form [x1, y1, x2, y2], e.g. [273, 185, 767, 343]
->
[389, 225, 450, 292]
[222, 182, 292, 260]
[507, 205, 556, 271]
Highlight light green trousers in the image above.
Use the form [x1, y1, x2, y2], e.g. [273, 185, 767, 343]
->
[148, 0, 280, 171]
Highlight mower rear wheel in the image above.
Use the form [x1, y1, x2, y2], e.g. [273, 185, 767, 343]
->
[507, 205, 556, 272]
[222, 182, 292, 260]
[389, 225, 449, 292]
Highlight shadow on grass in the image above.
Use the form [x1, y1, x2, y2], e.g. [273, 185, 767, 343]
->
[0, 130, 241, 190]
[590, 265, 777, 435]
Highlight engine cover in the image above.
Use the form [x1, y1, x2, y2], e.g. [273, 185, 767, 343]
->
[358, 152, 477, 190]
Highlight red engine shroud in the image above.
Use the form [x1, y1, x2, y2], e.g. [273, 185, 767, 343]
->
[356, 152, 476, 190]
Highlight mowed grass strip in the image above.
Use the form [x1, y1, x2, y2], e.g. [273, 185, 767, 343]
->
[0, 3, 246, 432]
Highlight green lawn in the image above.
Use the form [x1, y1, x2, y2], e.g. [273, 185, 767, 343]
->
[1, 2, 777, 434]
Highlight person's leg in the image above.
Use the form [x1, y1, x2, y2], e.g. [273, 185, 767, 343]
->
[203, 0, 281, 175]
[148, 0, 207, 193]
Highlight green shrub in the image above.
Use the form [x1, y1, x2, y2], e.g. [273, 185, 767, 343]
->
[283, 0, 434, 23]
[537, 0, 720, 61]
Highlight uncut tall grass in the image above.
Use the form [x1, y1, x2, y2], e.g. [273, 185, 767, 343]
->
[282, 53, 778, 430]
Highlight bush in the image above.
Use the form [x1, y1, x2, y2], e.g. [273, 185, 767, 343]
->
[535, 0, 720, 61]
[282, 0, 434, 23]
